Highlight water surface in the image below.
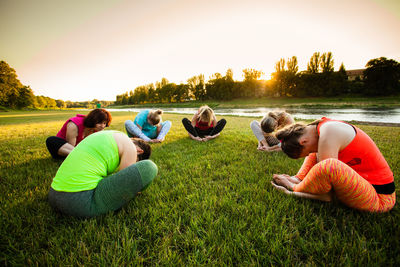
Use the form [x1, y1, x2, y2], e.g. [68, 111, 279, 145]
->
[107, 107, 400, 124]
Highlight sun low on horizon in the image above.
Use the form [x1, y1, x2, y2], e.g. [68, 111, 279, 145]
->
[1, 0, 399, 102]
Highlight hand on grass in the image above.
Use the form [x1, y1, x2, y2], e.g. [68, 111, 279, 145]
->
[271, 181, 293, 195]
[257, 142, 281, 152]
[272, 174, 295, 191]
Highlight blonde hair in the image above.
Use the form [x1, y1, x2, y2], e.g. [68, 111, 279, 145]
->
[148, 109, 163, 125]
[260, 111, 289, 133]
[197, 105, 214, 126]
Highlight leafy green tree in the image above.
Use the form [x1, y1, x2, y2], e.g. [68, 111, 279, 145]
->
[56, 99, 66, 108]
[206, 70, 234, 100]
[16, 86, 35, 108]
[147, 83, 157, 102]
[159, 83, 176, 102]
[320, 52, 334, 73]
[243, 68, 263, 81]
[121, 93, 129, 105]
[287, 56, 298, 73]
[307, 52, 321, 73]
[241, 68, 264, 97]
[272, 58, 299, 97]
[363, 57, 400, 96]
[338, 63, 346, 75]
[173, 84, 189, 102]
[188, 74, 206, 100]
[0, 61, 23, 108]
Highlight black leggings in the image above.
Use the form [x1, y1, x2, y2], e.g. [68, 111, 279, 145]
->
[46, 136, 68, 159]
[182, 118, 226, 137]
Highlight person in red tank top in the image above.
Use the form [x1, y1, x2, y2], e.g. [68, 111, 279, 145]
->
[270, 117, 395, 213]
[46, 109, 112, 159]
[182, 105, 226, 142]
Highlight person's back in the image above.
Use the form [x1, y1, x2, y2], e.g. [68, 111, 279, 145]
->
[51, 130, 120, 192]
[48, 130, 158, 218]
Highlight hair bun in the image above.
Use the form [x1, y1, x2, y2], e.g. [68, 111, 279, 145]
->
[155, 109, 163, 115]
[275, 128, 290, 141]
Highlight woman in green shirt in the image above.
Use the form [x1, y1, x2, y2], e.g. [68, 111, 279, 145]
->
[48, 130, 158, 218]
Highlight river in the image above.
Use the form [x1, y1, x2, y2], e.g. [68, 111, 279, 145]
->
[106, 107, 400, 124]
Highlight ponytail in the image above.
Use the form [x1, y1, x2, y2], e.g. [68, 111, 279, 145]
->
[148, 109, 163, 125]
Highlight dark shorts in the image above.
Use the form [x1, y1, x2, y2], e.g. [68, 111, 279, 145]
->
[46, 136, 68, 159]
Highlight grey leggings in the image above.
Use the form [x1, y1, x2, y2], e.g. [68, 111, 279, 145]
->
[48, 160, 157, 218]
[250, 120, 281, 146]
[124, 120, 172, 141]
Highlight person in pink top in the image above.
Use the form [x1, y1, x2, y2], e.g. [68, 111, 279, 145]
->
[46, 109, 112, 159]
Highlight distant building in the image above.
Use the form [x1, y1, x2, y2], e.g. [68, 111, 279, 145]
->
[346, 69, 365, 81]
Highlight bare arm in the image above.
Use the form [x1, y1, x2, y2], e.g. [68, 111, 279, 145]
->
[191, 111, 200, 127]
[212, 114, 218, 126]
[259, 144, 282, 152]
[284, 113, 295, 125]
[135, 123, 143, 130]
[271, 181, 332, 202]
[65, 121, 79, 146]
[114, 132, 137, 170]
[271, 174, 332, 202]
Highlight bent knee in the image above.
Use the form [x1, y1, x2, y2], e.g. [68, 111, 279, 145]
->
[135, 160, 158, 189]
[250, 120, 260, 128]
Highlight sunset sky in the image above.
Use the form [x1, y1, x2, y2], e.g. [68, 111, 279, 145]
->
[1, 0, 400, 101]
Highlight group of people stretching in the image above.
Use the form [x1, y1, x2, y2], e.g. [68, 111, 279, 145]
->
[45, 106, 396, 218]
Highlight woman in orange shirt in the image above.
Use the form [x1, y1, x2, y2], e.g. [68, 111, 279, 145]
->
[271, 117, 395, 212]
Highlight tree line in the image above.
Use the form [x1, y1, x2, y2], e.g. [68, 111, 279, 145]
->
[2, 53, 399, 109]
[0, 61, 112, 109]
[116, 53, 400, 104]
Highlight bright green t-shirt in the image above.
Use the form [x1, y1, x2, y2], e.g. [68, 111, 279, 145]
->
[51, 130, 120, 192]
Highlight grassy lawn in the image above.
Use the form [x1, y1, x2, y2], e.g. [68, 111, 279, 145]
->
[1, 110, 399, 265]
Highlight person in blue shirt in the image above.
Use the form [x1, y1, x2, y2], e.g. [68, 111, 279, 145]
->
[125, 109, 172, 143]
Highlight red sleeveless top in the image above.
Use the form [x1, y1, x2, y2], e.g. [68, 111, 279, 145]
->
[56, 114, 86, 145]
[195, 120, 214, 131]
[317, 117, 393, 185]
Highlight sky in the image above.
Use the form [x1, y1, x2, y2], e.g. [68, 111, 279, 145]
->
[1, 0, 400, 101]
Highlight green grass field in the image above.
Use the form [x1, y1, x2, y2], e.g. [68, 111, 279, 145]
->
[1, 110, 399, 265]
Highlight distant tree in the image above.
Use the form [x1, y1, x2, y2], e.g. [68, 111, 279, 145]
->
[363, 57, 400, 96]
[160, 83, 176, 102]
[226, 68, 234, 81]
[188, 74, 206, 100]
[307, 52, 321, 73]
[45, 97, 57, 108]
[16, 86, 35, 108]
[173, 84, 189, 102]
[206, 69, 235, 100]
[286, 56, 298, 73]
[338, 63, 346, 74]
[121, 93, 129, 105]
[147, 83, 157, 102]
[241, 68, 264, 97]
[35, 96, 46, 108]
[242, 68, 263, 81]
[56, 99, 66, 108]
[0, 60, 23, 108]
[272, 58, 299, 97]
[320, 52, 334, 73]
[275, 58, 286, 73]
